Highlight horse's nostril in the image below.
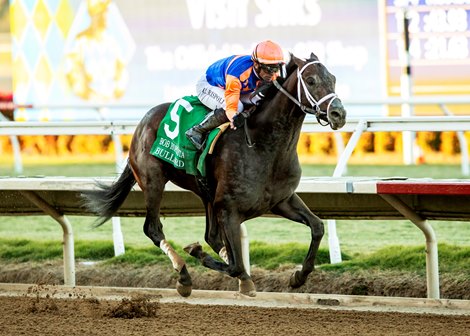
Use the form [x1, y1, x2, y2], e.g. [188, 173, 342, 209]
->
[330, 111, 341, 121]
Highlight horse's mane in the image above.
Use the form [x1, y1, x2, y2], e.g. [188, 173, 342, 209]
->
[283, 52, 298, 79]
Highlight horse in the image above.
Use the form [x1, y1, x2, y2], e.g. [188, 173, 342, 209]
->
[81, 52, 347, 297]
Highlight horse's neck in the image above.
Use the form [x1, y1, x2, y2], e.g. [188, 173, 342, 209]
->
[251, 77, 305, 150]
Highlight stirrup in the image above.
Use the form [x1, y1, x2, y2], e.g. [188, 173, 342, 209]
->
[186, 128, 205, 151]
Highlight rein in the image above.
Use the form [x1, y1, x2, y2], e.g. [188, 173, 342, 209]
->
[273, 60, 338, 126]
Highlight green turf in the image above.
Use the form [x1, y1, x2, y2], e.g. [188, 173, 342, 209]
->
[0, 215, 468, 255]
[323, 244, 470, 275]
[1, 238, 468, 275]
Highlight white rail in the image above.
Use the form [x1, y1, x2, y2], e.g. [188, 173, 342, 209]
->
[1, 115, 470, 134]
[1, 116, 469, 176]
[2, 176, 470, 298]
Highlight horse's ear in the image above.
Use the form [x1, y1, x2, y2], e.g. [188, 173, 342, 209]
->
[309, 52, 319, 61]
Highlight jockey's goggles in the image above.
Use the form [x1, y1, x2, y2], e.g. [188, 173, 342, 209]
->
[259, 63, 280, 74]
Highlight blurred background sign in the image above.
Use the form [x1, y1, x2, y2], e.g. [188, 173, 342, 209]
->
[1, 1, 469, 164]
[7, 0, 383, 120]
[383, 0, 470, 115]
[4, 0, 470, 120]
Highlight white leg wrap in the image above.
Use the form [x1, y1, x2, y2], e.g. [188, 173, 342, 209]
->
[218, 246, 229, 264]
[160, 239, 185, 273]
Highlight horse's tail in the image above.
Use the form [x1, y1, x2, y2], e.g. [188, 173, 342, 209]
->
[81, 162, 136, 226]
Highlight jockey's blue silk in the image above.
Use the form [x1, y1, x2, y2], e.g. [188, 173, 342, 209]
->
[205, 55, 259, 93]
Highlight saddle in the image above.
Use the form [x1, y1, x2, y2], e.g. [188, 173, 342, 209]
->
[207, 123, 230, 152]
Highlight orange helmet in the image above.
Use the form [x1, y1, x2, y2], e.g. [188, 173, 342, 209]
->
[251, 40, 285, 65]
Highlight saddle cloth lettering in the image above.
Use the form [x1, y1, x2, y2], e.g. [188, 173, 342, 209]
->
[149, 95, 226, 176]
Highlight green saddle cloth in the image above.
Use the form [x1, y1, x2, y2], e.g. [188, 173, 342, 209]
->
[149, 95, 222, 177]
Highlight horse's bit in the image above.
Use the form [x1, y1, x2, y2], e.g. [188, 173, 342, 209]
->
[273, 60, 338, 126]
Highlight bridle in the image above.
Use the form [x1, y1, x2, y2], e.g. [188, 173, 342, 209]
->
[272, 60, 338, 126]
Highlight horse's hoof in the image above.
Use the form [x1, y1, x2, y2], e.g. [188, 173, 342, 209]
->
[176, 280, 192, 297]
[289, 270, 305, 288]
[183, 242, 202, 257]
[239, 279, 256, 297]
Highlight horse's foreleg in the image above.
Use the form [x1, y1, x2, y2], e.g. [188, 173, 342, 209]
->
[184, 240, 256, 297]
[204, 202, 226, 260]
[206, 223, 256, 296]
[184, 202, 230, 271]
[271, 193, 324, 288]
[218, 209, 256, 297]
[184, 208, 256, 297]
[203, 203, 240, 267]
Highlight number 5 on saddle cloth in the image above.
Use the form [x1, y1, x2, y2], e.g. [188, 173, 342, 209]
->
[149, 95, 229, 177]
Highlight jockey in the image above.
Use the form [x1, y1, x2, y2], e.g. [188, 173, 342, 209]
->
[186, 40, 285, 150]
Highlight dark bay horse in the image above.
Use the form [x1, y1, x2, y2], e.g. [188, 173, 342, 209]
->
[82, 52, 347, 297]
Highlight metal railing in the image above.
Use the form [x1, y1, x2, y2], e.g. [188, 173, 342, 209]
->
[1, 115, 469, 175]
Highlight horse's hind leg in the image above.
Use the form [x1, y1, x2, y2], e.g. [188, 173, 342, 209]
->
[271, 193, 324, 288]
[137, 166, 192, 297]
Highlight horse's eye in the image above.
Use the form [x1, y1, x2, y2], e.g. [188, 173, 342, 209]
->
[306, 77, 315, 86]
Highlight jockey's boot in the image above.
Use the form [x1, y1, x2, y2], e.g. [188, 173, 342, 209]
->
[185, 107, 229, 151]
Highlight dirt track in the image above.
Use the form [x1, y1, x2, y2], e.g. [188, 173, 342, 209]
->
[1, 261, 470, 335]
[2, 261, 470, 300]
[1, 293, 469, 336]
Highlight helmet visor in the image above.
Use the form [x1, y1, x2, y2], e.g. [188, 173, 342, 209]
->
[259, 63, 280, 74]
